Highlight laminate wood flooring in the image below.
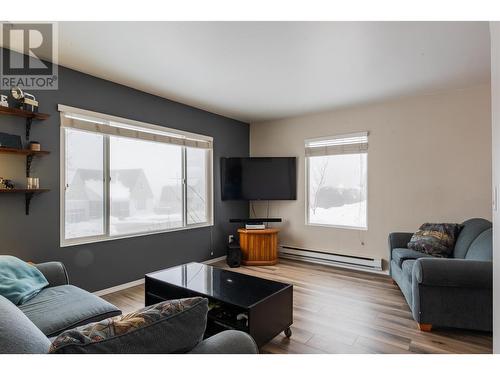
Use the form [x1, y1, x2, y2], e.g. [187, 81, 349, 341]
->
[101, 259, 492, 354]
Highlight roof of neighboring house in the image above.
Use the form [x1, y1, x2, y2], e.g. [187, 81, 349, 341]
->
[110, 169, 153, 198]
[68, 168, 154, 201]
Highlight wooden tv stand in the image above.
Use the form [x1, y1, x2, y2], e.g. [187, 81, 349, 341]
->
[237, 228, 280, 266]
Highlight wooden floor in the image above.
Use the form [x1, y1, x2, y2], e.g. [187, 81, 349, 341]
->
[101, 259, 492, 354]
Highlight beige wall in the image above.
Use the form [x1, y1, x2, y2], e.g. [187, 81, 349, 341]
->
[250, 85, 492, 269]
[490, 21, 500, 354]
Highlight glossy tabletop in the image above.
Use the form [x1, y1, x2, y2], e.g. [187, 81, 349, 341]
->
[146, 262, 291, 308]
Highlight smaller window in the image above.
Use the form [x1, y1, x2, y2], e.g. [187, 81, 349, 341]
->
[305, 132, 368, 230]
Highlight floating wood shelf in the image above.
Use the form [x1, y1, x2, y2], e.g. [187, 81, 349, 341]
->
[0, 106, 50, 140]
[0, 106, 50, 120]
[0, 188, 50, 193]
[0, 189, 50, 215]
[0, 147, 50, 156]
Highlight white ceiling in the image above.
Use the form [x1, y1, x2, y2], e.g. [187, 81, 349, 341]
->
[20, 22, 497, 122]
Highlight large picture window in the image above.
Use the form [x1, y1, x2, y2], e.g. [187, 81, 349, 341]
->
[305, 132, 368, 230]
[60, 105, 213, 246]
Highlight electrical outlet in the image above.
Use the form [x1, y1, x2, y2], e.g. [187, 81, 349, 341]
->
[210, 251, 214, 256]
[228, 234, 234, 243]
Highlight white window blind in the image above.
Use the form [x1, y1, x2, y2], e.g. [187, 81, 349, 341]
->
[58, 104, 212, 149]
[305, 132, 368, 157]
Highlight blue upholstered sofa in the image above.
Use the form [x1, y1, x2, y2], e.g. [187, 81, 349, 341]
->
[389, 218, 493, 332]
[0, 261, 258, 354]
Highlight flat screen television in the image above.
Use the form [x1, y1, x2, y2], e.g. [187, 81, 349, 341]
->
[221, 157, 297, 200]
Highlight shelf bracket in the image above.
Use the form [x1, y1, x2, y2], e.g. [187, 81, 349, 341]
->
[26, 154, 34, 177]
[25, 191, 35, 215]
[25, 117, 33, 140]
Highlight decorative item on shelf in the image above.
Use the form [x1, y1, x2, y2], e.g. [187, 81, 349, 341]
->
[26, 177, 40, 190]
[0, 95, 8, 107]
[0, 132, 22, 149]
[0, 177, 15, 190]
[10, 86, 39, 113]
[28, 141, 41, 151]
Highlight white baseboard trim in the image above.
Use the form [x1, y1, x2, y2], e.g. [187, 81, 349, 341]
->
[93, 255, 227, 296]
[94, 278, 145, 297]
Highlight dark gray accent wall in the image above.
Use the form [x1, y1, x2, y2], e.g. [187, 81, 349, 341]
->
[0, 52, 249, 292]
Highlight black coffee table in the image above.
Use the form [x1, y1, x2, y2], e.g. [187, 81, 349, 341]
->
[145, 262, 293, 347]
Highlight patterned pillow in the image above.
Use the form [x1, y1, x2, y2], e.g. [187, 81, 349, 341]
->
[407, 223, 463, 258]
[49, 297, 208, 354]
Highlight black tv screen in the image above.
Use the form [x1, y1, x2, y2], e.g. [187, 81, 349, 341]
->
[221, 157, 297, 200]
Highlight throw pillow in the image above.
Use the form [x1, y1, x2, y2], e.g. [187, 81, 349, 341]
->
[0, 255, 49, 305]
[49, 297, 208, 354]
[407, 223, 463, 257]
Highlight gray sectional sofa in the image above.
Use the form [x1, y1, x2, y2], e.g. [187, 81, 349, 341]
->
[389, 218, 493, 332]
[18, 262, 122, 337]
[0, 261, 258, 354]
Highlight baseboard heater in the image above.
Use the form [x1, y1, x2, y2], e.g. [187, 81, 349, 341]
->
[279, 245, 383, 272]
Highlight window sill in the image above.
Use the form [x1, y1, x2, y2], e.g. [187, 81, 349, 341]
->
[305, 222, 368, 231]
[61, 222, 213, 247]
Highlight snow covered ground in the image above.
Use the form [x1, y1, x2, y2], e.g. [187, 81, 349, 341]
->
[309, 200, 367, 228]
[65, 219, 104, 239]
[65, 213, 184, 239]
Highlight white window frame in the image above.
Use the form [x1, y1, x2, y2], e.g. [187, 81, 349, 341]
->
[59, 105, 214, 247]
[304, 132, 368, 231]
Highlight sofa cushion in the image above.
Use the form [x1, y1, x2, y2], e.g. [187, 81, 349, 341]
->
[390, 260, 413, 308]
[453, 218, 492, 259]
[401, 260, 416, 283]
[392, 248, 433, 267]
[49, 297, 208, 354]
[19, 285, 121, 337]
[0, 255, 49, 305]
[0, 295, 51, 354]
[465, 228, 492, 261]
[407, 223, 463, 258]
